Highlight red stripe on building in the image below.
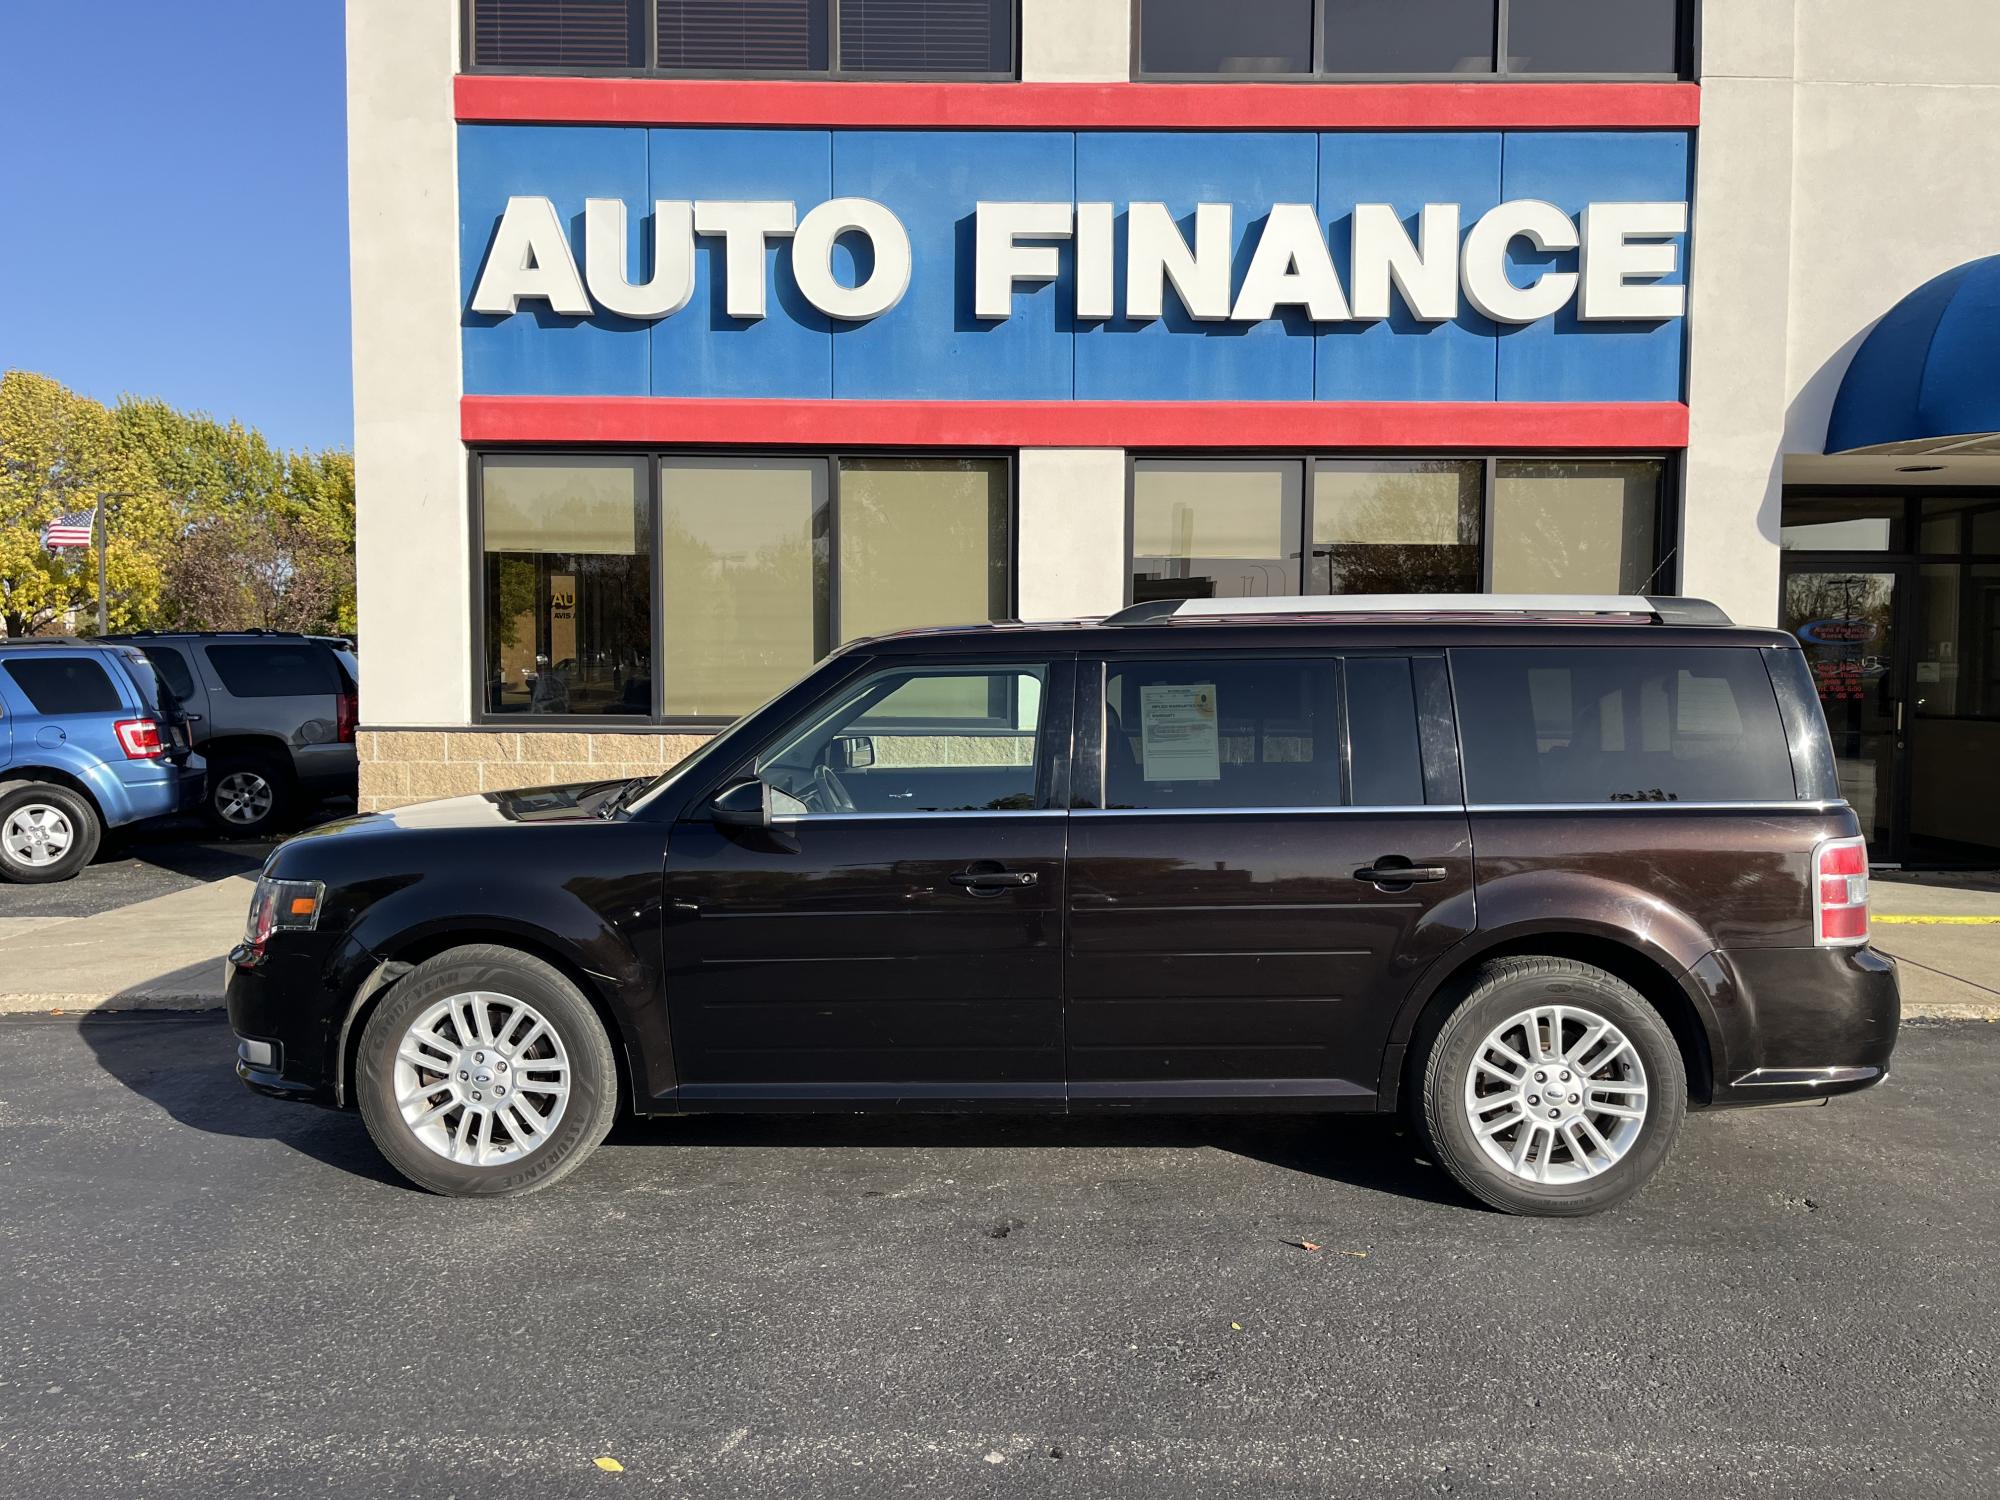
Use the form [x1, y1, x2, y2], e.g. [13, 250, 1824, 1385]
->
[462, 397, 1690, 450]
[455, 77, 1700, 131]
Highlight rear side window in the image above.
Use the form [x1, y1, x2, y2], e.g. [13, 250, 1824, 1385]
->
[140, 645, 196, 701]
[1345, 656, 1426, 807]
[1103, 657, 1341, 810]
[1452, 647, 1798, 805]
[204, 643, 339, 698]
[2, 657, 123, 714]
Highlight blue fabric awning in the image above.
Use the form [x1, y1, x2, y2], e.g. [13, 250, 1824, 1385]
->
[1825, 254, 2000, 453]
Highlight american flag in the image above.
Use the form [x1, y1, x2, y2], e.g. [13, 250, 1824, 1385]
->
[41, 509, 96, 550]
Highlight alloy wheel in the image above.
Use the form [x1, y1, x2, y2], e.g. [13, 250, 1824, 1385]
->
[1462, 1004, 1650, 1185]
[214, 771, 274, 826]
[2, 804, 75, 868]
[393, 991, 572, 1166]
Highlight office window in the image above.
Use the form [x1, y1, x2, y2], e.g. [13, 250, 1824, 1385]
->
[1132, 459, 1305, 604]
[1506, 0, 1680, 74]
[1322, 0, 1493, 74]
[1139, 0, 1313, 75]
[476, 452, 1012, 723]
[1103, 657, 1343, 810]
[1453, 648, 1797, 805]
[471, 0, 646, 68]
[839, 0, 1013, 73]
[1135, 0, 1683, 77]
[657, 0, 827, 69]
[1490, 459, 1663, 594]
[661, 458, 827, 719]
[1311, 459, 1481, 593]
[481, 455, 654, 717]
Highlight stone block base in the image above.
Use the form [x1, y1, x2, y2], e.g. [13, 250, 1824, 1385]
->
[356, 728, 715, 812]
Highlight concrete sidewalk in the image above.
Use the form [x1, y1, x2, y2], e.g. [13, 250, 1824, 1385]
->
[0, 866, 1994, 1019]
[0, 874, 253, 1013]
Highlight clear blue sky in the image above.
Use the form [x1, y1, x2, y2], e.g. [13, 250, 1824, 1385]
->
[0, 2, 352, 454]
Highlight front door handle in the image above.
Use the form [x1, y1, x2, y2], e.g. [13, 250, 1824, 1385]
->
[1355, 859, 1448, 887]
[949, 868, 1040, 893]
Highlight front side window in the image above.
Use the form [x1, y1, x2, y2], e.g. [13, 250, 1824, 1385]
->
[1452, 647, 1798, 805]
[756, 663, 1047, 814]
[482, 455, 654, 717]
[1102, 657, 1342, 810]
[1135, 0, 1684, 77]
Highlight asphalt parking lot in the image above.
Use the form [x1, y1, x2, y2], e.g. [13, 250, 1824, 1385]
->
[1, 1012, 1993, 1499]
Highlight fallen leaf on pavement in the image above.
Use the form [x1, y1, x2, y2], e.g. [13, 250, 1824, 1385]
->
[593, 1457, 624, 1472]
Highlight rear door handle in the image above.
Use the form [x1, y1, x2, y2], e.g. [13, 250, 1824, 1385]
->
[1355, 861, 1448, 886]
[949, 868, 1040, 892]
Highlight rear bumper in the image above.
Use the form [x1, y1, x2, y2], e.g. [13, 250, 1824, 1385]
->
[95, 760, 206, 827]
[1692, 944, 1901, 1108]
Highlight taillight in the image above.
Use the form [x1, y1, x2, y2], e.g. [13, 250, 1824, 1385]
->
[1814, 835, 1869, 946]
[114, 718, 163, 759]
[335, 690, 356, 744]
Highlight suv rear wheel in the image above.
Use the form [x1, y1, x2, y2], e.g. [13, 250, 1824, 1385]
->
[356, 944, 619, 1197]
[0, 781, 102, 884]
[205, 751, 290, 836]
[1415, 957, 1687, 1217]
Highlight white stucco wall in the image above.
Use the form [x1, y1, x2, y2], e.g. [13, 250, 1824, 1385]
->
[1020, 0, 1131, 83]
[348, 0, 467, 725]
[1015, 449, 1129, 620]
[1682, 0, 2000, 624]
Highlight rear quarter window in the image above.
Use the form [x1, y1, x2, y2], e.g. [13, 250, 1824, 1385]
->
[1451, 647, 1799, 805]
[203, 643, 339, 698]
[139, 645, 196, 702]
[2, 656, 124, 715]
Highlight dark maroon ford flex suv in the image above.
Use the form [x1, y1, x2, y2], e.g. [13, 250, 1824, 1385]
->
[227, 595, 1898, 1215]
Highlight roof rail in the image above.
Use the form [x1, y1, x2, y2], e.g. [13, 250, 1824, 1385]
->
[1100, 594, 1733, 627]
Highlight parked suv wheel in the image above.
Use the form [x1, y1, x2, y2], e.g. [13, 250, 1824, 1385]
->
[1415, 957, 1687, 1217]
[205, 752, 290, 836]
[356, 944, 619, 1198]
[0, 781, 102, 884]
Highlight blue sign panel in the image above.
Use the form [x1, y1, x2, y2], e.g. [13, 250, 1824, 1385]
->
[459, 125, 1692, 404]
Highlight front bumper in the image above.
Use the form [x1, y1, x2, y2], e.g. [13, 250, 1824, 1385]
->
[1692, 944, 1900, 1108]
[225, 932, 376, 1108]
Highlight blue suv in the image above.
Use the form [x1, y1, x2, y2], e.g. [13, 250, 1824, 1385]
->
[0, 639, 204, 883]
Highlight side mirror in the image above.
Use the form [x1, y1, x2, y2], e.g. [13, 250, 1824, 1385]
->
[710, 778, 772, 828]
[834, 733, 876, 770]
[710, 777, 808, 828]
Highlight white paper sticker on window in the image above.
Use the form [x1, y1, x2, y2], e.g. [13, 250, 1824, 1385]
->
[1140, 683, 1221, 782]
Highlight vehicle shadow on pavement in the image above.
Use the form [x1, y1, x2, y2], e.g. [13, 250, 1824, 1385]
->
[78, 1011, 413, 1191]
[607, 1112, 1476, 1210]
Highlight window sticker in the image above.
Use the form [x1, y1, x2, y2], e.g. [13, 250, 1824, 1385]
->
[1140, 683, 1221, 782]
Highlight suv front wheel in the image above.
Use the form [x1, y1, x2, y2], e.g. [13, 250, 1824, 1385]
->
[1415, 957, 1687, 1217]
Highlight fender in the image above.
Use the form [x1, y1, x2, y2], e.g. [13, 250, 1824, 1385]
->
[1379, 868, 1729, 1101]
[335, 874, 672, 1107]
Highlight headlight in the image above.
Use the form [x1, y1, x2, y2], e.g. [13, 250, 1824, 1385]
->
[245, 876, 325, 947]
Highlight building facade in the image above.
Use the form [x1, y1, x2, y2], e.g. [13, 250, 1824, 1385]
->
[348, 0, 2000, 863]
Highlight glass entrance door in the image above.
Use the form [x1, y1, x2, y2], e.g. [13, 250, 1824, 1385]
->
[1780, 566, 1905, 855]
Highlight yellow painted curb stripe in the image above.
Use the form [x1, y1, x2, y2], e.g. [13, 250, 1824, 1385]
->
[1874, 914, 2000, 925]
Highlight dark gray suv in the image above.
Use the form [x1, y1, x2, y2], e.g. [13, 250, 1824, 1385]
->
[108, 632, 357, 836]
